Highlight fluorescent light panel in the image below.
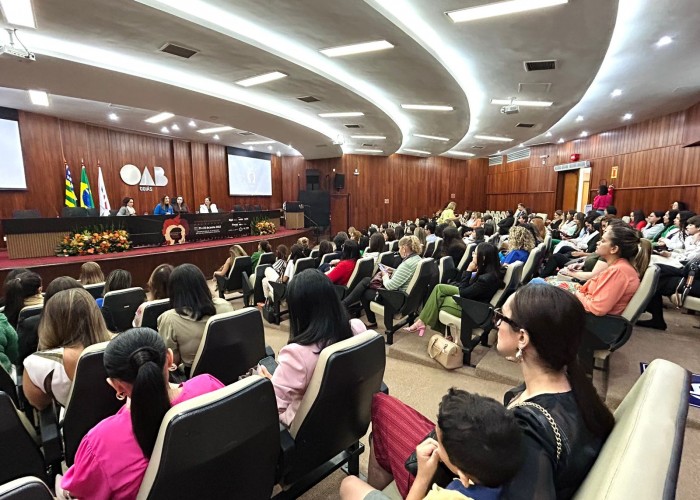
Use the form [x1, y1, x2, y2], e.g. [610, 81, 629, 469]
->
[401, 104, 454, 111]
[413, 133, 449, 142]
[320, 40, 393, 57]
[623, 113, 633, 120]
[145, 112, 174, 123]
[242, 140, 276, 145]
[656, 36, 673, 47]
[447, 151, 475, 157]
[402, 148, 430, 155]
[318, 112, 364, 118]
[197, 126, 234, 134]
[355, 148, 384, 153]
[474, 134, 513, 142]
[235, 71, 287, 87]
[0, 0, 36, 28]
[351, 135, 386, 140]
[28, 90, 48, 106]
[490, 99, 553, 107]
[447, 0, 568, 23]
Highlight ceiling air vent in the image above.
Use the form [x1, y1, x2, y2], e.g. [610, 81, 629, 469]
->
[316, 144, 328, 148]
[362, 143, 376, 147]
[297, 95, 321, 103]
[523, 60, 556, 72]
[471, 145, 484, 149]
[159, 42, 198, 59]
[516, 123, 535, 128]
[237, 131, 254, 136]
[507, 149, 531, 163]
[488, 155, 503, 166]
[344, 124, 362, 129]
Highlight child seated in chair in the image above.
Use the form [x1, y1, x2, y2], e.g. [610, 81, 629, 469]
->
[340, 389, 523, 500]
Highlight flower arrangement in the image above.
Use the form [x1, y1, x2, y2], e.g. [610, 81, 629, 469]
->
[57, 227, 132, 256]
[252, 218, 277, 236]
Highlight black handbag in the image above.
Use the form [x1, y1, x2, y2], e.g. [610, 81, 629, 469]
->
[404, 429, 454, 488]
[262, 297, 278, 324]
[674, 259, 700, 307]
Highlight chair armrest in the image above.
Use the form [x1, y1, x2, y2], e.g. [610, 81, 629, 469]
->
[453, 296, 493, 328]
[585, 313, 629, 346]
[241, 271, 251, 293]
[269, 281, 287, 302]
[334, 284, 347, 300]
[265, 345, 275, 358]
[379, 381, 389, 395]
[39, 402, 63, 464]
[277, 425, 296, 481]
[377, 289, 407, 311]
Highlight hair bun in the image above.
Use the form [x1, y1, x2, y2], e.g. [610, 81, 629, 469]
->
[129, 346, 159, 369]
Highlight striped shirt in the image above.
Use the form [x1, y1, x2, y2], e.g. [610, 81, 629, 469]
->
[383, 254, 421, 291]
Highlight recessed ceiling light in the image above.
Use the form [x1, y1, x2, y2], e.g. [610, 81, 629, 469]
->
[474, 134, 514, 142]
[267, 145, 273, 150]
[402, 148, 431, 155]
[351, 135, 386, 140]
[319, 112, 365, 118]
[611, 89, 623, 97]
[545, 131, 552, 137]
[413, 133, 449, 142]
[28, 90, 48, 106]
[108, 113, 119, 121]
[146, 112, 174, 123]
[519, 143, 525, 147]
[656, 36, 673, 47]
[235, 71, 287, 87]
[320, 40, 394, 57]
[355, 148, 384, 153]
[213, 134, 220, 140]
[401, 104, 454, 111]
[0, 0, 37, 28]
[170, 123, 180, 131]
[446, 151, 475, 157]
[276, 151, 281, 157]
[575, 115, 584, 122]
[197, 126, 234, 134]
[580, 131, 588, 137]
[446, 0, 568, 23]
[490, 99, 553, 107]
[497, 150, 502, 155]
[558, 138, 565, 143]
[160, 126, 169, 133]
[623, 113, 633, 120]
[188, 120, 197, 128]
[242, 140, 276, 145]
[248, 146, 254, 151]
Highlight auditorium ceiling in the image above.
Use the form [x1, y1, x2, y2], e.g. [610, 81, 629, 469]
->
[0, 0, 698, 159]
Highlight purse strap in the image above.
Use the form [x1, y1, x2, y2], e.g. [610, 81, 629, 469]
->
[515, 401, 562, 462]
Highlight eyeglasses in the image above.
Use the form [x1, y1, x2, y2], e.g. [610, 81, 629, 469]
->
[494, 308, 520, 330]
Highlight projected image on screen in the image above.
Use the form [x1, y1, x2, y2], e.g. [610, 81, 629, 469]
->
[0, 118, 27, 190]
[227, 154, 272, 196]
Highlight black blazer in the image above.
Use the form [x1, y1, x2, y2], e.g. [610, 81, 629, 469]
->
[458, 272, 502, 301]
[498, 216, 515, 235]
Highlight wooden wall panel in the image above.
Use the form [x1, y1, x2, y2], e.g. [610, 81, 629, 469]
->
[683, 101, 700, 146]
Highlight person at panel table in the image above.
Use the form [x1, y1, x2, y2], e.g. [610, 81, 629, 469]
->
[199, 196, 218, 213]
[116, 197, 136, 216]
[153, 196, 174, 215]
[172, 195, 189, 214]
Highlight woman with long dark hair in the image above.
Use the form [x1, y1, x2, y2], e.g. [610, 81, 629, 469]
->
[362, 232, 385, 262]
[3, 271, 42, 328]
[653, 209, 679, 246]
[345, 284, 614, 499]
[96, 269, 132, 308]
[326, 240, 360, 286]
[157, 264, 233, 371]
[405, 243, 503, 337]
[132, 264, 174, 328]
[258, 270, 365, 426]
[439, 226, 467, 263]
[153, 195, 174, 215]
[630, 209, 647, 231]
[59, 328, 224, 499]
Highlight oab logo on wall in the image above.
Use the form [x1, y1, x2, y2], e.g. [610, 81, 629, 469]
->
[120, 164, 168, 191]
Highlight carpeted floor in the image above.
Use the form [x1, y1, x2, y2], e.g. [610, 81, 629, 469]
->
[231, 292, 699, 500]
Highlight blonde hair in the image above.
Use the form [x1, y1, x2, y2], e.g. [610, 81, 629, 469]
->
[414, 227, 427, 248]
[399, 235, 422, 255]
[229, 244, 247, 260]
[530, 217, 546, 241]
[79, 261, 104, 285]
[634, 238, 652, 278]
[38, 288, 111, 350]
[508, 226, 536, 252]
[446, 201, 457, 211]
[297, 236, 310, 248]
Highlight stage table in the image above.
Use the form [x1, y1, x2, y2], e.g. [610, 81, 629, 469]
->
[1, 210, 281, 259]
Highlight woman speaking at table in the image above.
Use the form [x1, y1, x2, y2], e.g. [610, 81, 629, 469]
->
[153, 195, 174, 215]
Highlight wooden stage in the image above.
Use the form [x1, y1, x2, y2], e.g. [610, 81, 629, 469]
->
[0, 228, 314, 287]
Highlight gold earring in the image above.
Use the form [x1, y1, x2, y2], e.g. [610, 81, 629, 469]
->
[515, 347, 523, 363]
[116, 392, 126, 401]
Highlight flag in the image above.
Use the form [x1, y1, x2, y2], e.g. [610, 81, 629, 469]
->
[64, 163, 77, 207]
[80, 163, 95, 208]
[97, 165, 111, 216]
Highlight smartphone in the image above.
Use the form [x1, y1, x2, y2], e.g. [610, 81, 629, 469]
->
[378, 263, 388, 272]
[258, 355, 278, 375]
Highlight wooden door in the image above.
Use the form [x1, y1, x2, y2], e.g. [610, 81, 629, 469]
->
[330, 193, 349, 237]
[561, 172, 579, 211]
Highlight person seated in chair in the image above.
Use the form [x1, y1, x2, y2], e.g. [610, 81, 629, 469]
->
[213, 244, 248, 280]
[3, 271, 43, 329]
[500, 226, 535, 266]
[96, 269, 132, 308]
[362, 233, 386, 263]
[172, 195, 189, 214]
[340, 389, 523, 500]
[199, 196, 218, 213]
[58, 328, 224, 500]
[153, 196, 174, 215]
[116, 197, 136, 216]
[79, 261, 105, 285]
[438, 227, 467, 264]
[326, 240, 361, 286]
[258, 270, 366, 427]
[133, 264, 174, 328]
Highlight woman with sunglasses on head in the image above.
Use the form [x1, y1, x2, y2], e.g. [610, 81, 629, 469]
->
[343, 284, 613, 500]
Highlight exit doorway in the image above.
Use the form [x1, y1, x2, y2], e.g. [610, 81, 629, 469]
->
[556, 166, 591, 213]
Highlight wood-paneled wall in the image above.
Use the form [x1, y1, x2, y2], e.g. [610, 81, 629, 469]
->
[486, 100, 700, 216]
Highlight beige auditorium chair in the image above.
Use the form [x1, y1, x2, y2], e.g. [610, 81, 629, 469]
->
[0, 477, 53, 500]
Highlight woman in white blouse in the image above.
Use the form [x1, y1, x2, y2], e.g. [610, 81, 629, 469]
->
[199, 196, 218, 213]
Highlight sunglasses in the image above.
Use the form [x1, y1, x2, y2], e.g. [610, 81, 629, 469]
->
[494, 308, 521, 330]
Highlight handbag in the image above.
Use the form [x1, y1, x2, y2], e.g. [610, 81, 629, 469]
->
[427, 334, 463, 370]
[369, 271, 384, 289]
[261, 297, 278, 324]
[404, 429, 454, 487]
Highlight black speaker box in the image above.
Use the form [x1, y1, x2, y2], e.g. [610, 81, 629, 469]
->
[334, 173, 345, 190]
[298, 190, 330, 227]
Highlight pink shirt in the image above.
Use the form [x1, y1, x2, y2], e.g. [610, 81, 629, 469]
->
[592, 187, 614, 210]
[575, 259, 640, 316]
[272, 319, 367, 427]
[61, 374, 224, 500]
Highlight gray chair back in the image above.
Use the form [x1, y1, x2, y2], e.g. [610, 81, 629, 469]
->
[102, 287, 146, 332]
[83, 282, 105, 300]
[0, 394, 46, 485]
[0, 477, 53, 500]
[140, 299, 171, 330]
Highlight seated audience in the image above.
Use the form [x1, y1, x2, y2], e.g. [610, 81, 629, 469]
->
[282, 244, 307, 284]
[334, 231, 350, 250]
[530, 217, 546, 243]
[558, 210, 578, 238]
[642, 210, 665, 240]
[657, 210, 696, 252]
[384, 227, 396, 243]
[199, 196, 218, 213]
[133, 264, 174, 327]
[59, 328, 224, 500]
[1, 268, 29, 308]
[414, 227, 427, 250]
[652, 209, 679, 246]
[0, 311, 17, 375]
[497, 210, 515, 235]
[363, 233, 387, 262]
[250, 239, 272, 270]
[549, 210, 564, 232]
[316, 240, 336, 268]
[23, 288, 111, 409]
[342, 236, 422, 328]
[96, 269, 132, 307]
[541, 221, 601, 277]
[298, 236, 312, 257]
[439, 226, 467, 264]
[425, 222, 437, 244]
[359, 284, 613, 498]
[172, 195, 189, 214]
[157, 264, 233, 372]
[153, 195, 174, 215]
[213, 244, 247, 279]
[672, 201, 688, 211]
[340, 389, 523, 500]
[405, 243, 503, 339]
[629, 209, 647, 231]
[258, 270, 366, 426]
[3, 270, 43, 328]
[327, 240, 361, 286]
[501, 226, 535, 265]
[79, 261, 105, 285]
[604, 205, 617, 217]
[116, 197, 136, 216]
[261, 244, 289, 301]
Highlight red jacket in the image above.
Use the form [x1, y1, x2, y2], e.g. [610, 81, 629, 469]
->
[326, 259, 357, 286]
